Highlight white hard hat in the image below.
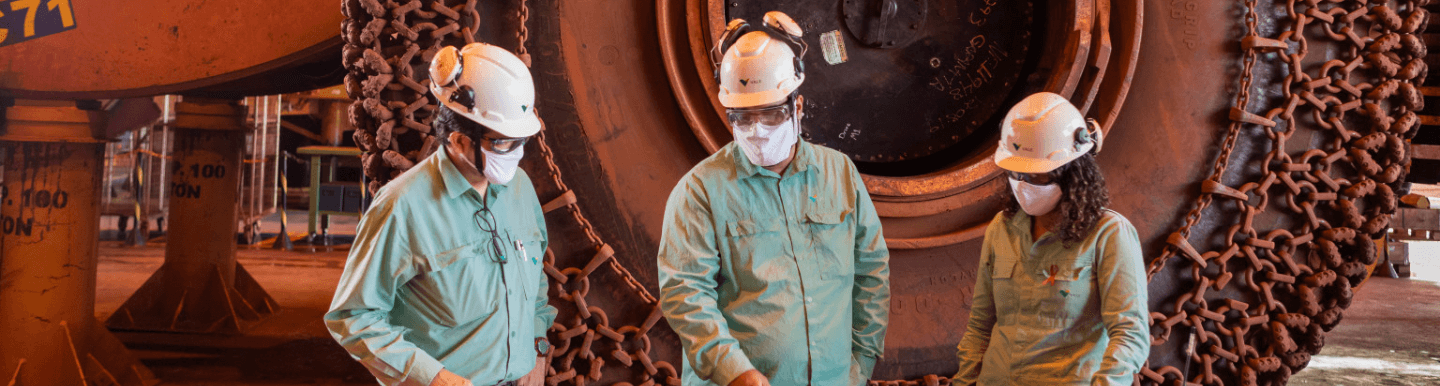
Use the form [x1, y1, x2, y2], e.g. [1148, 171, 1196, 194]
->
[714, 11, 807, 108]
[994, 92, 1103, 173]
[428, 43, 541, 138]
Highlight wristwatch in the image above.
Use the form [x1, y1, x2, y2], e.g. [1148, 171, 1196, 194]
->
[535, 337, 551, 356]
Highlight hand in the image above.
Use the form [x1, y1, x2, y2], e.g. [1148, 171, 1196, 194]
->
[518, 356, 549, 386]
[727, 370, 770, 386]
[429, 369, 472, 386]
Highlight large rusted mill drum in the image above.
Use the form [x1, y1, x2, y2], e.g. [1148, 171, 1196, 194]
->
[339, 0, 1427, 384]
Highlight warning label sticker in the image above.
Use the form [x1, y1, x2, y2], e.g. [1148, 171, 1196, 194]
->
[820, 30, 848, 65]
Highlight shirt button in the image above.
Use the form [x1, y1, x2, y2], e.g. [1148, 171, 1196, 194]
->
[805, 296, 813, 303]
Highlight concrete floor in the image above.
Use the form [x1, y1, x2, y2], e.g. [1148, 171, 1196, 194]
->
[92, 213, 1440, 385]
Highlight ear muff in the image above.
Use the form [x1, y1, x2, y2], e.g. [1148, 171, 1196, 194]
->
[430, 46, 462, 88]
[710, 13, 808, 83]
[1076, 118, 1104, 154]
[762, 11, 806, 80]
[712, 18, 752, 82]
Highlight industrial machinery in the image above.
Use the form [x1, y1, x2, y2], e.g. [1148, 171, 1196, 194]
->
[0, 0, 1429, 385]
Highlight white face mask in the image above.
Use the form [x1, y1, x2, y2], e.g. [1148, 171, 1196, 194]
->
[733, 117, 799, 167]
[1009, 177, 1062, 216]
[479, 146, 524, 185]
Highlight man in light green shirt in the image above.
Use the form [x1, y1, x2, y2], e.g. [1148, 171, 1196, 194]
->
[658, 12, 890, 386]
[326, 43, 557, 386]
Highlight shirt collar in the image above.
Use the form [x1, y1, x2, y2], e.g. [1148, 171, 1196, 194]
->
[734, 139, 817, 178]
[437, 146, 493, 199]
[1005, 211, 1057, 247]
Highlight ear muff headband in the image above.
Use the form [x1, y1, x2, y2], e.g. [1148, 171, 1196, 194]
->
[710, 17, 807, 82]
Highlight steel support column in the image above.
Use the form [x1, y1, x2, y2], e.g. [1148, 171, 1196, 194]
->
[0, 101, 157, 386]
[107, 99, 276, 334]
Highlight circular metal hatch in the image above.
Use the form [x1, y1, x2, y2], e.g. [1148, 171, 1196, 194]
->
[727, 0, 1034, 168]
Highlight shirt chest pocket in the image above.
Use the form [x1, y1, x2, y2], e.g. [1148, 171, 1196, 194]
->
[407, 243, 502, 328]
[723, 218, 785, 281]
[804, 208, 853, 280]
[1034, 253, 1096, 323]
[514, 230, 546, 301]
[988, 255, 1018, 316]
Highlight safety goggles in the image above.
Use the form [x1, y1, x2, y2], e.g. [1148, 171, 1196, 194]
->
[726, 101, 794, 128]
[481, 136, 530, 154]
[1007, 170, 1056, 186]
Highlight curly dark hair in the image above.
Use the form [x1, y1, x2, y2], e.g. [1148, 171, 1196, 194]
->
[432, 105, 491, 146]
[1003, 153, 1111, 247]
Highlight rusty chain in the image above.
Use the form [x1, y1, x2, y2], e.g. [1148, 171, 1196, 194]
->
[1135, 0, 1426, 385]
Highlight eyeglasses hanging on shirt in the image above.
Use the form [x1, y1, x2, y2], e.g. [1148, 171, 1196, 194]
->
[473, 206, 516, 264]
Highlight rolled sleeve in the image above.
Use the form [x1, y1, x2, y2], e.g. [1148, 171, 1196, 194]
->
[849, 165, 890, 360]
[324, 201, 443, 386]
[1090, 216, 1151, 386]
[852, 352, 878, 383]
[953, 216, 1003, 386]
[657, 178, 756, 385]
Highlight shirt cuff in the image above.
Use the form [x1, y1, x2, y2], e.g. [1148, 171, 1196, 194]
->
[533, 319, 549, 340]
[406, 355, 446, 386]
[854, 353, 878, 379]
[710, 350, 757, 386]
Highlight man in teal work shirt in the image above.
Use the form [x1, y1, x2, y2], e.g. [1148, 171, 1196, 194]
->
[657, 12, 891, 386]
[326, 43, 556, 386]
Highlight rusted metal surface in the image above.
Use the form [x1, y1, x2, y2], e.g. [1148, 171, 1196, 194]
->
[106, 100, 277, 334]
[730, 0, 1032, 165]
[0, 0, 343, 100]
[0, 103, 156, 386]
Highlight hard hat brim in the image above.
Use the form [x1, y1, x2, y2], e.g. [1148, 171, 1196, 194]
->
[435, 96, 544, 138]
[719, 87, 794, 109]
[994, 153, 1068, 174]
[485, 113, 543, 138]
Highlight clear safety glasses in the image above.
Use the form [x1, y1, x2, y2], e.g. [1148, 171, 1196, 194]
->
[482, 136, 530, 154]
[1007, 170, 1057, 186]
[726, 102, 793, 128]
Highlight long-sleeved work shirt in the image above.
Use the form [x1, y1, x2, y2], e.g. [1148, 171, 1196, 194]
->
[325, 148, 557, 386]
[953, 210, 1150, 386]
[658, 140, 891, 386]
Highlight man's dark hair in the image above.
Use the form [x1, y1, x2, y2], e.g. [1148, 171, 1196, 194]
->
[432, 106, 490, 145]
[1003, 153, 1111, 247]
